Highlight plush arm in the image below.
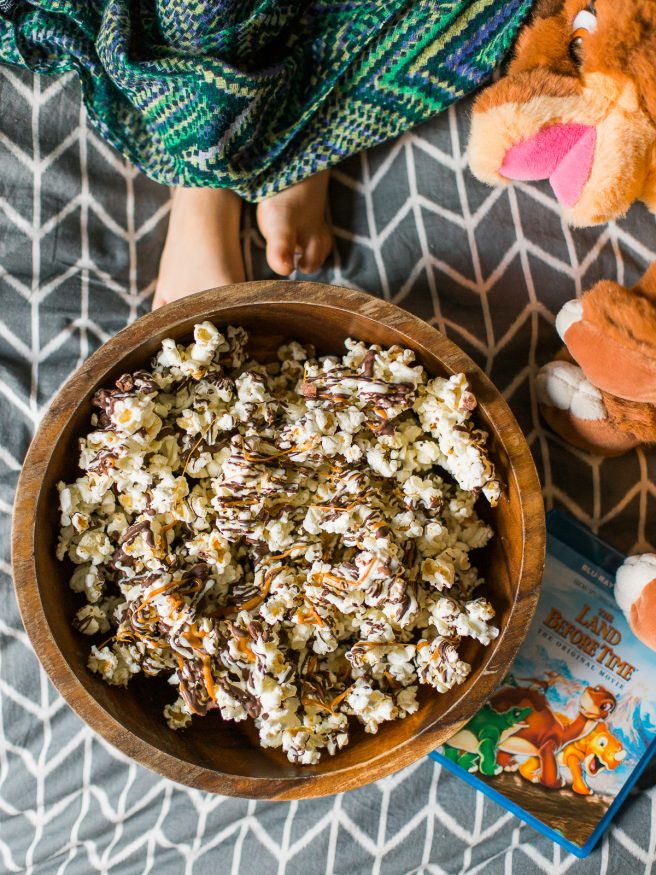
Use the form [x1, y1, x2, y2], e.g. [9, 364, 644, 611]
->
[556, 264, 656, 406]
[536, 264, 656, 453]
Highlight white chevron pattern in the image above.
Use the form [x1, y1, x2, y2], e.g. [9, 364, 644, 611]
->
[1, 66, 656, 873]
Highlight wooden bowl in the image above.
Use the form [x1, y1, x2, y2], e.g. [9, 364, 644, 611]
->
[12, 281, 545, 799]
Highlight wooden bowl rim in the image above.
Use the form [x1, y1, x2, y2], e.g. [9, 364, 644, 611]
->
[12, 280, 545, 799]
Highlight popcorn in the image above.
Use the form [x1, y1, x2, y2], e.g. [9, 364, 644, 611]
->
[71, 530, 113, 566]
[73, 604, 112, 635]
[69, 564, 105, 603]
[58, 324, 500, 765]
[415, 637, 471, 693]
[164, 697, 193, 730]
[413, 374, 501, 502]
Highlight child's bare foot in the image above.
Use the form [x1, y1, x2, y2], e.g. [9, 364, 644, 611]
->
[154, 187, 245, 309]
[256, 171, 332, 276]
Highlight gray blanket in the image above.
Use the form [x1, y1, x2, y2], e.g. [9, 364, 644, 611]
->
[1, 65, 656, 874]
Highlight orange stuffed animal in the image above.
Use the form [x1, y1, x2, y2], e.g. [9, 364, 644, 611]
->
[536, 263, 656, 457]
[468, 0, 656, 650]
[469, 0, 656, 226]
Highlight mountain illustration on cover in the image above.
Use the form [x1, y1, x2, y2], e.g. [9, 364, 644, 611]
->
[434, 532, 656, 851]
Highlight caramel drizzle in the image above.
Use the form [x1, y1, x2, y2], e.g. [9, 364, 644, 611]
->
[181, 416, 216, 477]
[241, 438, 315, 463]
[210, 566, 278, 618]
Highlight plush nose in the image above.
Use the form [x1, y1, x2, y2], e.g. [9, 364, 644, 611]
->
[468, 70, 585, 190]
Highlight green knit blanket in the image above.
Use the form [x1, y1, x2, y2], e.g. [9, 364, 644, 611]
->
[0, 1, 531, 200]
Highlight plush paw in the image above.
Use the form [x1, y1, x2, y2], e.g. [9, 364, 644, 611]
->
[536, 361, 636, 454]
[616, 555, 656, 650]
[536, 361, 641, 455]
[536, 360, 604, 418]
[555, 298, 583, 341]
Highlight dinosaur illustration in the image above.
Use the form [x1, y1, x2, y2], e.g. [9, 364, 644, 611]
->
[557, 724, 626, 796]
[492, 684, 617, 789]
[443, 704, 532, 776]
[514, 671, 562, 695]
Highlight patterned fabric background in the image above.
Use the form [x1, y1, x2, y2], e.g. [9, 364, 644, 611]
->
[1, 66, 656, 873]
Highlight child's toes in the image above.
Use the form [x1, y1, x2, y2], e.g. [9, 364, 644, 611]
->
[298, 229, 333, 274]
[265, 231, 298, 276]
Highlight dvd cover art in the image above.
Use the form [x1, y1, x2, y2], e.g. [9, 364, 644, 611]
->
[432, 515, 656, 855]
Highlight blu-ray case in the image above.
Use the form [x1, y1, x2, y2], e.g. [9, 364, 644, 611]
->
[430, 510, 656, 858]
